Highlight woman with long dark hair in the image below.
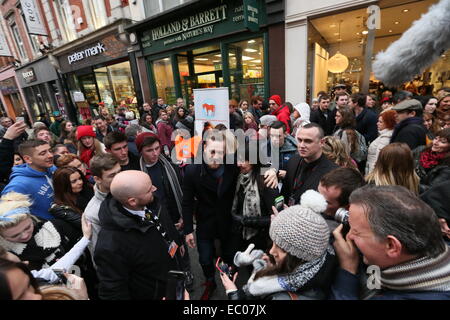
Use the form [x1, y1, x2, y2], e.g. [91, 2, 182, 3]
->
[139, 112, 158, 134]
[415, 128, 450, 191]
[333, 107, 367, 167]
[49, 166, 94, 230]
[231, 141, 279, 252]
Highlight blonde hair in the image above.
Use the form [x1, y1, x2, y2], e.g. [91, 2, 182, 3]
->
[365, 143, 419, 194]
[322, 136, 357, 169]
[0, 192, 33, 230]
[244, 112, 255, 121]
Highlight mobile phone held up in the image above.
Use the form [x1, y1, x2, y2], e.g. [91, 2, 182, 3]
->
[215, 257, 235, 280]
[52, 269, 68, 285]
[274, 195, 285, 212]
[166, 270, 186, 300]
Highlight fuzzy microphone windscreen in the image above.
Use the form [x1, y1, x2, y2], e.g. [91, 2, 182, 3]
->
[373, 0, 450, 87]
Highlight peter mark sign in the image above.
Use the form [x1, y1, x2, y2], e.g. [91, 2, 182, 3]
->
[67, 43, 106, 65]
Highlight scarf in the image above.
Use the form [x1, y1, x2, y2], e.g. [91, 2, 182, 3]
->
[79, 148, 94, 166]
[139, 155, 183, 219]
[0, 220, 65, 270]
[419, 149, 446, 169]
[231, 172, 261, 240]
[244, 246, 335, 297]
[380, 246, 450, 291]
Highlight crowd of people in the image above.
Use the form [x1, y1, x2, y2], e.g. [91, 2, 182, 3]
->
[0, 86, 450, 301]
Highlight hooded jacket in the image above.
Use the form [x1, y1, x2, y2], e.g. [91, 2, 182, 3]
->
[271, 105, 292, 134]
[94, 194, 182, 300]
[2, 164, 57, 220]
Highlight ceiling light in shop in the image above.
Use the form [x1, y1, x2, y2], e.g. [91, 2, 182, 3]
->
[245, 48, 258, 52]
[214, 54, 221, 57]
[328, 51, 349, 73]
[213, 60, 220, 63]
[229, 53, 235, 56]
[394, 21, 399, 24]
[163, 58, 170, 61]
[248, 40, 256, 43]
[389, 30, 393, 33]
[402, 9, 409, 13]
[329, 24, 336, 28]
[252, 59, 261, 63]
[242, 56, 253, 61]
[195, 58, 209, 61]
[362, 30, 368, 35]
[356, 32, 360, 35]
[334, 33, 339, 36]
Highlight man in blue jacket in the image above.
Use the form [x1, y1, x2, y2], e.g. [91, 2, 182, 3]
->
[2, 140, 56, 220]
[331, 185, 450, 300]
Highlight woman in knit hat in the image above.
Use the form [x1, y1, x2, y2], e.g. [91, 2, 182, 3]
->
[221, 190, 337, 300]
[76, 125, 105, 168]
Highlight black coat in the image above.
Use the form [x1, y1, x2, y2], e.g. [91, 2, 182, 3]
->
[310, 109, 336, 136]
[182, 163, 239, 240]
[94, 195, 182, 300]
[49, 204, 82, 232]
[390, 117, 427, 150]
[281, 153, 339, 204]
[419, 165, 450, 193]
[0, 137, 14, 184]
[355, 108, 378, 144]
[420, 180, 450, 224]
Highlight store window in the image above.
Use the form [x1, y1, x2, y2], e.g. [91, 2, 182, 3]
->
[53, 0, 77, 42]
[228, 37, 265, 101]
[153, 57, 176, 104]
[79, 74, 99, 105]
[307, 0, 446, 100]
[108, 62, 136, 105]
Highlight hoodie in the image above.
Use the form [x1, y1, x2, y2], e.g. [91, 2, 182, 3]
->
[272, 104, 292, 134]
[2, 164, 57, 220]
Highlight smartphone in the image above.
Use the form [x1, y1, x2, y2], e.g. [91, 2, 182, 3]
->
[15, 117, 24, 122]
[215, 257, 234, 280]
[52, 269, 68, 285]
[274, 195, 285, 211]
[165, 270, 186, 300]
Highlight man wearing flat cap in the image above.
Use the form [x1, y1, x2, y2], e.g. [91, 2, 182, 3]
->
[390, 98, 427, 150]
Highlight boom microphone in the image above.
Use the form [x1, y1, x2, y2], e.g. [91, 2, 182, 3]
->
[372, 0, 450, 87]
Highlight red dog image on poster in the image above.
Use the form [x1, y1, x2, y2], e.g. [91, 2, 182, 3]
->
[202, 103, 215, 116]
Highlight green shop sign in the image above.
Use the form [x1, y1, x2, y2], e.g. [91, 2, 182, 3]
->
[140, 0, 266, 55]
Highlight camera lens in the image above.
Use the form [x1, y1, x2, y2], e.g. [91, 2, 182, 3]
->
[335, 208, 349, 224]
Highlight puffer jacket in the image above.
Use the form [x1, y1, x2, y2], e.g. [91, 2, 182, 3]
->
[49, 203, 82, 231]
[365, 129, 393, 175]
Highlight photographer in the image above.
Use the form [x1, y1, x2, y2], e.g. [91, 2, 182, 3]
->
[330, 185, 450, 300]
[317, 167, 366, 232]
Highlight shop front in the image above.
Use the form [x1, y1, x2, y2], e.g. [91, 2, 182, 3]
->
[0, 65, 29, 120]
[15, 56, 70, 122]
[53, 19, 139, 120]
[129, 0, 285, 105]
[286, 0, 446, 103]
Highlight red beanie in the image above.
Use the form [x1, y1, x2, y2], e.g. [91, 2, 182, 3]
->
[76, 125, 96, 140]
[269, 95, 282, 107]
[135, 132, 160, 153]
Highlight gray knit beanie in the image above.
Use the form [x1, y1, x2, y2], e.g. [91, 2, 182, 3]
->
[269, 190, 330, 262]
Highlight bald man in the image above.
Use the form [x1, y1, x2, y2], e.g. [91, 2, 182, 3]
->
[93, 170, 183, 300]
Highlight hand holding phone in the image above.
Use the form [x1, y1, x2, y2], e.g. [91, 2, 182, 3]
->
[274, 196, 285, 212]
[52, 269, 68, 285]
[166, 270, 186, 300]
[215, 257, 235, 280]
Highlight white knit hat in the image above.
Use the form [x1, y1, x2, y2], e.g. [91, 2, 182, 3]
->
[269, 190, 330, 262]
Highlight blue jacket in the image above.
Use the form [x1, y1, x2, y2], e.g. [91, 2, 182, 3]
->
[330, 268, 450, 300]
[2, 164, 57, 220]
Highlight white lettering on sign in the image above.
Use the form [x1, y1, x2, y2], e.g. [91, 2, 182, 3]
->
[22, 70, 34, 79]
[67, 42, 106, 65]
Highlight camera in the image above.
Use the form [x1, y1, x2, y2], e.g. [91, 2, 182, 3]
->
[335, 208, 350, 236]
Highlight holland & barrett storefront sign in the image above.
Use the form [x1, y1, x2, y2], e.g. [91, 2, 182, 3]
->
[140, 0, 266, 55]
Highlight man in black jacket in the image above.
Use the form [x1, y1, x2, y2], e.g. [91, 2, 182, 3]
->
[94, 170, 183, 300]
[281, 123, 338, 205]
[391, 99, 427, 150]
[309, 94, 335, 135]
[183, 136, 240, 300]
[350, 93, 378, 144]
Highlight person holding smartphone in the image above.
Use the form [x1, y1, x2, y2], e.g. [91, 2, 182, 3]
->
[221, 190, 337, 300]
